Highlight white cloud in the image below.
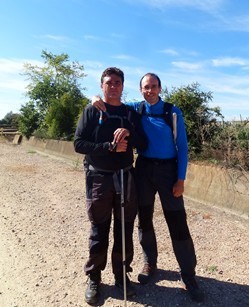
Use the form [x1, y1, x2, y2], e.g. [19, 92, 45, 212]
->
[83, 60, 104, 69]
[0, 80, 26, 91]
[123, 0, 224, 13]
[112, 54, 137, 61]
[210, 82, 249, 96]
[41, 34, 68, 41]
[212, 94, 249, 120]
[111, 33, 126, 39]
[160, 48, 179, 56]
[0, 58, 43, 95]
[84, 35, 98, 40]
[212, 57, 249, 67]
[205, 73, 249, 96]
[160, 48, 200, 57]
[0, 59, 24, 73]
[83, 35, 111, 43]
[0, 58, 42, 73]
[123, 0, 249, 34]
[218, 14, 249, 32]
[171, 61, 203, 70]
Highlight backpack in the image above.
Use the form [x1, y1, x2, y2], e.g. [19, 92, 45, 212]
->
[95, 105, 133, 143]
[98, 104, 132, 127]
[138, 101, 174, 132]
[99, 112, 128, 127]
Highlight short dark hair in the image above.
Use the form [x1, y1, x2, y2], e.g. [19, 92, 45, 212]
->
[140, 73, 161, 88]
[101, 67, 124, 84]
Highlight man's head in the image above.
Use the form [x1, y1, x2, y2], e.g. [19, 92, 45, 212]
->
[101, 67, 124, 104]
[140, 73, 162, 105]
[101, 67, 124, 84]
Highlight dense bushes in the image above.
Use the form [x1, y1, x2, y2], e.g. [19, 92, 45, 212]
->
[201, 121, 249, 170]
[162, 83, 249, 171]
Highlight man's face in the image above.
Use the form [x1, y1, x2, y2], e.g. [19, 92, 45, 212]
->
[140, 75, 161, 105]
[101, 74, 123, 102]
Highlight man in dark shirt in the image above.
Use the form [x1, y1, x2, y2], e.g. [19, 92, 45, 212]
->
[74, 67, 147, 305]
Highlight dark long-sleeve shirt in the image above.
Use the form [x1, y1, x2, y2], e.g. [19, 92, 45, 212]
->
[74, 103, 147, 171]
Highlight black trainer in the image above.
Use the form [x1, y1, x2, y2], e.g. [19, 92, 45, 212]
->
[138, 263, 157, 284]
[85, 271, 101, 305]
[181, 276, 204, 302]
[115, 274, 136, 297]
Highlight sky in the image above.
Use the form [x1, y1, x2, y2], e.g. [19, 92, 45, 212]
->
[0, 0, 249, 121]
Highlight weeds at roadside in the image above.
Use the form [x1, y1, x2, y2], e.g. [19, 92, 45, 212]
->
[72, 158, 82, 171]
[206, 265, 218, 273]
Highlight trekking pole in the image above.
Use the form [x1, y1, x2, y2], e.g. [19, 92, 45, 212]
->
[120, 168, 127, 306]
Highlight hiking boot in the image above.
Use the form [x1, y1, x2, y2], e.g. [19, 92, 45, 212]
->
[115, 274, 136, 297]
[138, 263, 157, 284]
[85, 272, 101, 305]
[181, 276, 204, 302]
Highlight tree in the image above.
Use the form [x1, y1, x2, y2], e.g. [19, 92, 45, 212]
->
[45, 93, 89, 140]
[0, 112, 21, 128]
[161, 83, 223, 154]
[19, 102, 40, 139]
[20, 50, 87, 139]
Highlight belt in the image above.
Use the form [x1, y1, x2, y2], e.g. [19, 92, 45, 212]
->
[138, 155, 176, 164]
[88, 164, 133, 197]
[88, 164, 132, 173]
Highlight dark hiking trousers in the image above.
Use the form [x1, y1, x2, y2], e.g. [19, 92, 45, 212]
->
[135, 156, 197, 277]
[84, 167, 137, 277]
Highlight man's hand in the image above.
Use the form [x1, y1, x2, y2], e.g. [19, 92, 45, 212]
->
[173, 179, 184, 197]
[115, 139, 128, 152]
[113, 128, 130, 143]
[92, 96, 106, 112]
[109, 128, 130, 152]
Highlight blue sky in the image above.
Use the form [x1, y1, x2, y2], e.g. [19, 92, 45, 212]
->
[0, 0, 249, 120]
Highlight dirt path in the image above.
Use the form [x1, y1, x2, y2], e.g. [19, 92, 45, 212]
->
[0, 141, 248, 307]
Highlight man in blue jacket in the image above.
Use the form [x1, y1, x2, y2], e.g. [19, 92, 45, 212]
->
[92, 72, 204, 302]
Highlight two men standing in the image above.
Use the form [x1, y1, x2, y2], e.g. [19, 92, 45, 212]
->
[75, 68, 204, 305]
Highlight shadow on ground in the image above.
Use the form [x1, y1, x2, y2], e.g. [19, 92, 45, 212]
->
[92, 269, 249, 306]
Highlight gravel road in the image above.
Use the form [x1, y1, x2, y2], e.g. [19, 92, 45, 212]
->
[0, 141, 248, 307]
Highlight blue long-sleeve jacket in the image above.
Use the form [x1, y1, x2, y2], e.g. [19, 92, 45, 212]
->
[126, 98, 188, 180]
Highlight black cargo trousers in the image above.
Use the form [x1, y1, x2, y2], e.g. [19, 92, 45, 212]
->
[135, 155, 197, 278]
[84, 166, 137, 277]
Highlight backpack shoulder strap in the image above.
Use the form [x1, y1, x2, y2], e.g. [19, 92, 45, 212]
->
[138, 101, 146, 115]
[99, 104, 132, 128]
[124, 104, 133, 123]
[163, 102, 173, 131]
[137, 100, 173, 131]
